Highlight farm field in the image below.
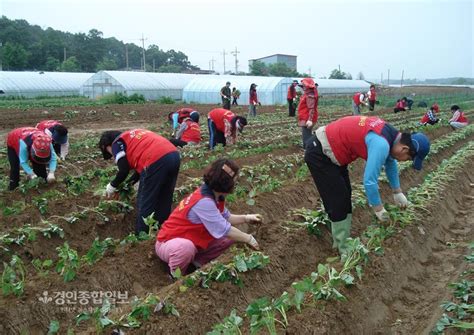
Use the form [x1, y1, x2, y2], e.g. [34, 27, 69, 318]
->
[0, 90, 473, 334]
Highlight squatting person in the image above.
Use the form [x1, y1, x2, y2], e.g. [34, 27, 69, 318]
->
[36, 120, 69, 160]
[207, 108, 247, 150]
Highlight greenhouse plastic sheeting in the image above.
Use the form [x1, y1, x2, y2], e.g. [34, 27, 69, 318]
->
[183, 75, 293, 105]
[292, 78, 371, 95]
[0, 71, 94, 98]
[80, 71, 197, 100]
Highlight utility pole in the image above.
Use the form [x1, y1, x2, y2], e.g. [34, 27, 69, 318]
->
[63, 47, 67, 62]
[400, 70, 404, 87]
[230, 47, 240, 74]
[140, 34, 147, 71]
[222, 49, 227, 74]
[209, 58, 216, 72]
[381, 72, 383, 85]
[125, 44, 129, 70]
[387, 69, 390, 87]
[153, 59, 156, 72]
[308, 67, 312, 77]
[0, 42, 3, 71]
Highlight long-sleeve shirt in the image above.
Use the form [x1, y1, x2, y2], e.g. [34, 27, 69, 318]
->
[172, 113, 179, 130]
[363, 132, 400, 206]
[19, 140, 57, 175]
[188, 198, 231, 238]
[175, 122, 188, 140]
[427, 110, 438, 122]
[249, 89, 258, 104]
[449, 110, 463, 123]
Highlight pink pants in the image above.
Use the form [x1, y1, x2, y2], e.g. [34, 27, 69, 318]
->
[155, 237, 234, 273]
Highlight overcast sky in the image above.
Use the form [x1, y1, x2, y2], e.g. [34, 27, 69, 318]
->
[2, 0, 473, 80]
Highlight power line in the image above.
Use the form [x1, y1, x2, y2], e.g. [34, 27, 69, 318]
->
[230, 47, 240, 73]
[139, 34, 147, 71]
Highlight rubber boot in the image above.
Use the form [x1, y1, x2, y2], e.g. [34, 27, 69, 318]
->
[331, 214, 352, 255]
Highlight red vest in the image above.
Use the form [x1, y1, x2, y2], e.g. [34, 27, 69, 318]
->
[181, 120, 201, 143]
[326, 116, 387, 165]
[157, 187, 226, 249]
[6, 127, 38, 154]
[208, 108, 235, 132]
[395, 100, 406, 109]
[369, 89, 376, 101]
[177, 108, 194, 123]
[117, 129, 177, 173]
[457, 112, 468, 123]
[297, 88, 319, 122]
[36, 120, 62, 132]
[420, 113, 430, 124]
[353, 93, 363, 105]
[287, 85, 296, 99]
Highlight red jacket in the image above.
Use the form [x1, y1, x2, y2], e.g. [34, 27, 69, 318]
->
[6, 127, 38, 154]
[181, 120, 201, 143]
[208, 108, 235, 132]
[368, 88, 377, 102]
[395, 100, 406, 109]
[326, 116, 389, 166]
[298, 88, 319, 124]
[249, 89, 258, 104]
[36, 120, 62, 132]
[287, 85, 297, 99]
[116, 129, 177, 173]
[157, 186, 226, 249]
[353, 93, 365, 106]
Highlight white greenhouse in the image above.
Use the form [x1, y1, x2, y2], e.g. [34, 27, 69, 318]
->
[183, 75, 293, 105]
[80, 71, 197, 100]
[293, 78, 371, 95]
[0, 71, 94, 98]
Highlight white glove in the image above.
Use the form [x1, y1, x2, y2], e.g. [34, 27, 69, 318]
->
[374, 207, 389, 222]
[60, 155, 66, 161]
[305, 120, 313, 128]
[28, 173, 38, 180]
[105, 183, 117, 197]
[245, 214, 263, 224]
[133, 182, 140, 192]
[247, 235, 260, 250]
[393, 192, 409, 208]
[47, 172, 56, 183]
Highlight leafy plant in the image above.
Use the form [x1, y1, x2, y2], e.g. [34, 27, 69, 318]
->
[56, 242, 80, 282]
[32, 258, 54, 277]
[76, 298, 116, 334]
[1, 255, 26, 296]
[207, 309, 243, 335]
[82, 237, 116, 265]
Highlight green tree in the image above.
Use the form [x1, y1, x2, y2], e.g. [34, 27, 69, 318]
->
[60, 56, 80, 72]
[2, 42, 30, 70]
[158, 64, 183, 73]
[329, 68, 352, 80]
[268, 62, 298, 77]
[96, 57, 118, 71]
[249, 60, 269, 76]
[45, 56, 60, 71]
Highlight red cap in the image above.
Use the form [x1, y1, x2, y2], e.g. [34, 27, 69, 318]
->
[31, 132, 52, 164]
[301, 78, 316, 89]
[431, 104, 439, 112]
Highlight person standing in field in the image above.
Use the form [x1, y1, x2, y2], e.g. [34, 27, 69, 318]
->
[367, 84, 377, 112]
[352, 92, 369, 115]
[169, 111, 202, 147]
[220, 81, 232, 110]
[305, 115, 430, 255]
[419, 104, 440, 126]
[231, 87, 241, 106]
[448, 105, 468, 129]
[35, 120, 69, 160]
[6, 127, 57, 190]
[99, 129, 180, 233]
[156, 159, 262, 274]
[207, 108, 247, 149]
[297, 78, 319, 148]
[248, 83, 259, 117]
[287, 80, 299, 117]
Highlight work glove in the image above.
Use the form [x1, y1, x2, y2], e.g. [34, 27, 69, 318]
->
[105, 183, 117, 198]
[245, 214, 263, 224]
[27, 173, 38, 180]
[47, 172, 56, 183]
[305, 120, 313, 128]
[374, 207, 389, 222]
[247, 235, 260, 250]
[60, 155, 66, 161]
[133, 182, 140, 192]
[393, 192, 409, 208]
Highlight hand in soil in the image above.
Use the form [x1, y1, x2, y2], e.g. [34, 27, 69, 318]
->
[246, 214, 264, 224]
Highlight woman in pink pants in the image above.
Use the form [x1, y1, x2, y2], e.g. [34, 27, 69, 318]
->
[156, 158, 262, 274]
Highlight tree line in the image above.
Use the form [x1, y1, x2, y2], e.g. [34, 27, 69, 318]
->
[0, 16, 198, 73]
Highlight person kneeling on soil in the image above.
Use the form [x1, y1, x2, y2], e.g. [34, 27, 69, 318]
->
[419, 104, 440, 126]
[393, 97, 409, 113]
[99, 129, 180, 233]
[448, 105, 468, 130]
[6, 127, 57, 190]
[304, 115, 430, 255]
[207, 108, 247, 150]
[167, 108, 195, 137]
[156, 158, 262, 274]
[35, 120, 69, 160]
[169, 111, 202, 148]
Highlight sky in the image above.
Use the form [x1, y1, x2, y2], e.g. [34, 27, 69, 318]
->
[2, 0, 473, 80]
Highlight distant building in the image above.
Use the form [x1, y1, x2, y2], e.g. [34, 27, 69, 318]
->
[249, 54, 297, 71]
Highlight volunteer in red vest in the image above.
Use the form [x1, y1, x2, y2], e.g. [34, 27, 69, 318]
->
[170, 111, 202, 147]
[352, 92, 369, 115]
[297, 78, 319, 149]
[448, 105, 468, 129]
[6, 127, 57, 190]
[287, 80, 299, 117]
[248, 83, 259, 117]
[393, 98, 408, 113]
[168, 108, 195, 137]
[419, 104, 440, 126]
[156, 159, 262, 274]
[207, 108, 247, 150]
[305, 116, 430, 255]
[367, 84, 377, 111]
[99, 129, 180, 233]
[36, 120, 69, 160]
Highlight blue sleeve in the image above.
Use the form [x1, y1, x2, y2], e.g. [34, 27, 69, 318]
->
[19, 140, 33, 175]
[384, 156, 400, 190]
[48, 144, 57, 172]
[172, 113, 179, 130]
[364, 132, 390, 206]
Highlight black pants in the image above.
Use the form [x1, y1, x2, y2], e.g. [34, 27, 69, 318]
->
[288, 99, 296, 116]
[304, 136, 352, 222]
[394, 107, 406, 113]
[232, 97, 238, 106]
[169, 138, 188, 148]
[222, 99, 231, 110]
[53, 143, 61, 157]
[208, 119, 226, 150]
[7, 146, 47, 190]
[369, 100, 375, 111]
[135, 151, 180, 233]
